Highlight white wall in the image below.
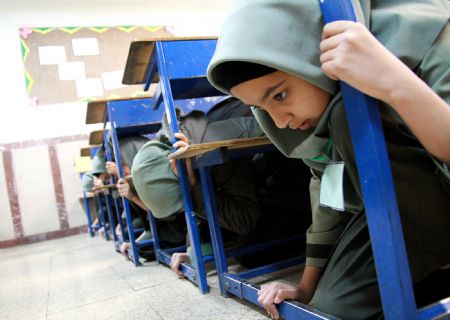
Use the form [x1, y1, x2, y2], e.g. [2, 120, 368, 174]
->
[0, 0, 232, 242]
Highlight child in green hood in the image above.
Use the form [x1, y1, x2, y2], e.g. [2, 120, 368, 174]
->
[207, 0, 450, 319]
[132, 98, 312, 275]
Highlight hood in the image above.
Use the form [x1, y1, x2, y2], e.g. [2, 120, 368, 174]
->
[207, 0, 449, 159]
[131, 141, 183, 219]
[118, 135, 149, 168]
[90, 148, 107, 176]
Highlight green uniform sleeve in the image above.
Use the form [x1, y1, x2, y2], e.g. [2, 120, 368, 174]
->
[191, 159, 260, 235]
[306, 175, 349, 267]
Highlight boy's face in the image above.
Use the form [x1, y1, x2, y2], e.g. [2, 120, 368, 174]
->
[231, 71, 331, 130]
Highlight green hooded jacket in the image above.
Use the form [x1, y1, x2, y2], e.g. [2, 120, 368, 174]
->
[207, 0, 450, 276]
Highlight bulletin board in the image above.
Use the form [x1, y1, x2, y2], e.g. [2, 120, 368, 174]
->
[19, 26, 173, 106]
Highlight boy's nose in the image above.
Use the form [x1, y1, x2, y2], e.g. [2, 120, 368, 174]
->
[267, 108, 291, 129]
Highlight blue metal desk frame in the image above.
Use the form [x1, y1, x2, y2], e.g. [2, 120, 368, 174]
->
[103, 97, 164, 266]
[80, 173, 95, 238]
[143, 38, 308, 296]
[318, 1, 450, 319]
[195, 1, 450, 319]
[142, 38, 229, 293]
[80, 146, 101, 238]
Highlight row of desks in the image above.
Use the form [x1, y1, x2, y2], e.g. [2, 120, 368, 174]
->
[73, 12, 447, 318]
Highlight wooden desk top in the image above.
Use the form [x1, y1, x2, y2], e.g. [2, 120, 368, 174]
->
[92, 184, 116, 192]
[89, 129, 105, 145]
[122, 36, 217, 85]
[168, 136, 272, 160]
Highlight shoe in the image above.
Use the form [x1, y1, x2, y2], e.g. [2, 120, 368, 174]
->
[135, 230, 152, 244]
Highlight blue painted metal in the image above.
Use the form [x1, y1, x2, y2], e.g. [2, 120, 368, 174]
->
[151, 83, 163, 111]
[418, 298, 450, 320]
[108, 99, 164, 137]
[319, 1, 417, 319]
[161, 40, 223, 99]
[156, 249, 198, 283]
[82, 190, 94, 237]
[104, 144, 128, 245]
[236, 257, 305, 280]
[224, 274, 338, 319]
[96, 194, 109, 241]
[143, 49, 157, 91]
[89, 146, 100, 158]
[155, 40, 209, 294]
[199, 164, 308, 305]
[107, 107, 141, 267]
[198, 166, 229, 295]
[103, 192, 118, 243]
[147, 211, 161, 260]
[102, 132, 122, 245]
[79, 173, 95, 237]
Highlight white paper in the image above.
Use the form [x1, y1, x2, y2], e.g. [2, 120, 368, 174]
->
[320, 162, 345, 211]
[75, 78, 103, 97]
[101, 70, 126, 90]
[72, 38, 99, 56]
[38, 46, 66, 65]
[58, 61, 86, 80]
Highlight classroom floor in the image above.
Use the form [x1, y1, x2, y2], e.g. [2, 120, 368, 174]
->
[0, 233, 302, 320]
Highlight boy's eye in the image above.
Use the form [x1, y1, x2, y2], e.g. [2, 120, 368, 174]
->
[273, 90, 287, 101]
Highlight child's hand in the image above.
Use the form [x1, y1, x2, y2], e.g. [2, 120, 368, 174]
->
[173, 132, 190, 150]
[320, 21, 412, 104]
[171, 132, 196, 187]
[106, 161, 118, 177]
[170, 252, 190, 277]
[93, 176, 104, 188]
[117, 178, 133, 199]
[257, 282, 303, 319]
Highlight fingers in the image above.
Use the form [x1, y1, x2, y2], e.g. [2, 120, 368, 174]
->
[273, 288, 296, 304]
[173, 140, 189, 149]
[174, 132, 189, 144]
[258, 284, 280, 319]
[322, 20, 357, 39]
[170, 252, 188, 277]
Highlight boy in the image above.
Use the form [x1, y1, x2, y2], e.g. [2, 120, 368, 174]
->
[207, 1, 450, 318]
[131, 97, 312, 274]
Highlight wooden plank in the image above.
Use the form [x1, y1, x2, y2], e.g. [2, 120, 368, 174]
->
[122, 36, 217, 85]
[89, 129, 104, 145]
[85, 94, 153, 124]
[92, 184, 116, 192]
[168, 137, 272, 160]
[80, 147, 92, 157]
[85, 100, 107, 124]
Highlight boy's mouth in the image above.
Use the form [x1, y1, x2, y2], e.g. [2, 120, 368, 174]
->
[296, 119, 312, 130]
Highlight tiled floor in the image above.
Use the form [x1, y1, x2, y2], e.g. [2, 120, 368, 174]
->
[0, 234, 302, 320]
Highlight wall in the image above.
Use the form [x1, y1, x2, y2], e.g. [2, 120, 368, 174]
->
[0, 0, 232, 246]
